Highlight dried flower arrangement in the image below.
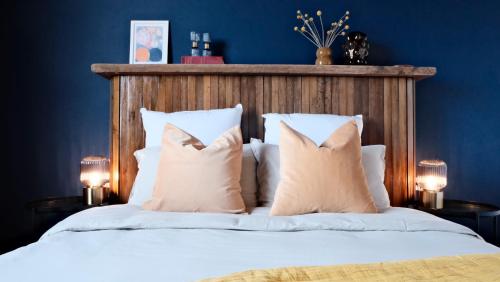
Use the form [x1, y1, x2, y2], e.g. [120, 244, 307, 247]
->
[294, 9, 350, 48]
[294, 9, 351, 64]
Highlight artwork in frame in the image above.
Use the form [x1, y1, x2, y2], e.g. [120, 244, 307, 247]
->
[129, 21, 169, 64]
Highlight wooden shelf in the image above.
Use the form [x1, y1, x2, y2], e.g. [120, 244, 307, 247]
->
[91, 64, 436, 80]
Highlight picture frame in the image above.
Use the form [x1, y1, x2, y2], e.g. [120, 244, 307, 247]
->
[129, 20, 169, 64]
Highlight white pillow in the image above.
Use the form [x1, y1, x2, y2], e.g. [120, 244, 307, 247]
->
[361, 145, 391, 210]
[263, 113, 363, 146]
[141, 104, 243, 148]
[250, 139, 390, 210]
[128, 147, 161, 206]
[128, 144, 258, 208]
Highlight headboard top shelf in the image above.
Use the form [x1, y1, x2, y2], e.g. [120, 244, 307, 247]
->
[91, 64, 436, 80]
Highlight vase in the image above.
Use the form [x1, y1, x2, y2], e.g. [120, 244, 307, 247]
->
[343, 31, 369, 65]
[315, 47, 332, 65]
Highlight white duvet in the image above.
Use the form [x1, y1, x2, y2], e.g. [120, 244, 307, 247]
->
[1, 205, 498, 282]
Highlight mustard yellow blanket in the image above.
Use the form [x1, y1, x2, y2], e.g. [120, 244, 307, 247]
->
[201, 253, 500, 282]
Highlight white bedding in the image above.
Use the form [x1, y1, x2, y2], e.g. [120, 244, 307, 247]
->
[1, 205, 498, 282]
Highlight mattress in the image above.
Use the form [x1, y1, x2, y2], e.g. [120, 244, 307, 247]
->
[0, 205, 498, 282]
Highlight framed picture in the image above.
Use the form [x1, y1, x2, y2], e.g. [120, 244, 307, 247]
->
[129, 20, 169, 64]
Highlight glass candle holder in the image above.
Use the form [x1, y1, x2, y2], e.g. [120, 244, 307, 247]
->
[80, 156, 110, 205]
[80, 156, 110, 188]
[417, 160, 447, 209]
[417, 160, 447, 191]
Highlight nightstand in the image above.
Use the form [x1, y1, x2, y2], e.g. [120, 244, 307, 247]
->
[413, 199, 500, 247]
[26, 196, 107, 240]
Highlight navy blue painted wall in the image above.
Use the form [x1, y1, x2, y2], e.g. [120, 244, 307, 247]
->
[3, 0, 500, 248]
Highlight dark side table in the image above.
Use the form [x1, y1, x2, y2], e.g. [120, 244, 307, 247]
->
[413, 199, 500, 247]
[26, 196, 106, 240]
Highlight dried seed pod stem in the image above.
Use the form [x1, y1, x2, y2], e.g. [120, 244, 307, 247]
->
[293, 9, 351, 48]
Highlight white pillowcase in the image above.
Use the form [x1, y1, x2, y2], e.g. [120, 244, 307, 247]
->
[128, 144, 258, 209]
[361, 145, 391, 210]
[263, 113, 363, 146]
[250, 139, 390, 210]
[141, 104, 243, 148]
[249, 139, 280, 206]
[128, 147, 162, 206]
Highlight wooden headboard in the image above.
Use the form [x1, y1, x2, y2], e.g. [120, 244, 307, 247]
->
[92, 64, 436, 206]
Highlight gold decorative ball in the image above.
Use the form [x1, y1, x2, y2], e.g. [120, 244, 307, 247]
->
[317, 10, 322, 16]
[294, 26, 298, 31]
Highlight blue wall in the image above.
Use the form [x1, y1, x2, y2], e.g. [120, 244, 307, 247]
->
[3, 0, 500, 248]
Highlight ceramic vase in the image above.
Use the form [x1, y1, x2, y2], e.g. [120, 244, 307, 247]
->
[315, 47, 332, 65]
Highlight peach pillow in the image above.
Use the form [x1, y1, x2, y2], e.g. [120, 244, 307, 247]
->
[270, 121, 377, 216]
[142, 124, 246, 213]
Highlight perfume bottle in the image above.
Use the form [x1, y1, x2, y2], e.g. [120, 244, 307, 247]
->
[202, 33, 212, 56]
[190, 31, 200, 56]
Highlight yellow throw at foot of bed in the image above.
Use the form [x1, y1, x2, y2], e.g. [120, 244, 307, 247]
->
[201, 253, 500, 282]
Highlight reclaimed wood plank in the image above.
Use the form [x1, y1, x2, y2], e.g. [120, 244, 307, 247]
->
[240, 76, 250, 140]
[271, 76, 280, 113]
[210, 75, 219, 109]
[119, 76, 143, 203]
[310, 77, 323, 114]
[255, 76, 264, 139]
[291, 76, 302, 113]
[218, 76, 226, 108]
[383, 77, 394, 204]
[301, 76, 310, 113]
[246, 76, 258, 141]
[398, 77, 408, 204]
[368, 78, 384, 145]
[187, 75, 196, 111]
[172, 76, 182, 112]
[110, 77, 120, 198]
[180, 76, 188, 111]
[391, 78, 401, 205]
[93, 64, 437, 80]
[407, 78, 416, 201]
[353, 78, 369, 143]
[324, 77, 332, 113]
[331, 77, 340, 113]
[162, 76, 173, 112]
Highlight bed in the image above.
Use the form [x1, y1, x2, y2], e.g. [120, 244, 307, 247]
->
[1, 206, 498, 281]
[1, 64, 498, 281]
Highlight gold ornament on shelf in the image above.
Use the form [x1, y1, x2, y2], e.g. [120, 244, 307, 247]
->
[294, 9, 351, 65]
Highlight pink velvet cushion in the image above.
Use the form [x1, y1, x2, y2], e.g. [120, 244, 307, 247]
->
[270, 121, 377, 216]
[143, 124, 246, 213]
